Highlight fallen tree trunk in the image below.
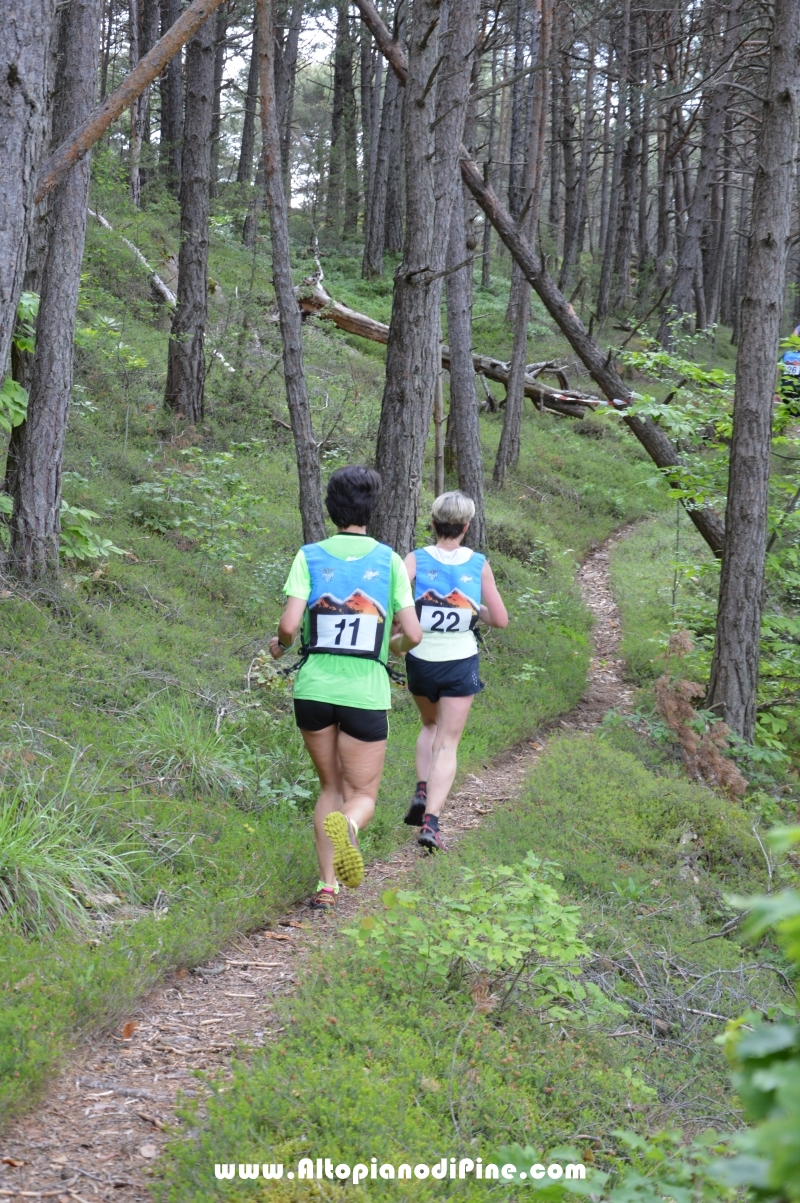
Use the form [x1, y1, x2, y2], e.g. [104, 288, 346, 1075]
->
[298, 286, 593, 419]
[351, 0, 726, 558]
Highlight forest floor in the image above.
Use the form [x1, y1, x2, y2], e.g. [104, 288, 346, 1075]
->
[0, 528, 635, 1202]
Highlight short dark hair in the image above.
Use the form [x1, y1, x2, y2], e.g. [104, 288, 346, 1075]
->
[432, 519, 468, 539]
[325, 465, 382, 528]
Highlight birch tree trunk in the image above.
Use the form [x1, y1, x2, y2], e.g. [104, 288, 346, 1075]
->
[6, 0, 103, 579]
[164, 15, 214, 424]
[0, 0, 61, 381]
[370, 0, 477, 553]
[256, 0, 326, 543]
[706, 0, 800, 740]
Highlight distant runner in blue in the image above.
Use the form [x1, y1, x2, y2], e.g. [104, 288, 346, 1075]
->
[400, 492, 508, 851]
[780, 324, 800, 406]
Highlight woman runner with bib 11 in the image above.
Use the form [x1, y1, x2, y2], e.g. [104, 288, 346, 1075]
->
[269, 466, 421, 909]
[401, 491, 508, 851]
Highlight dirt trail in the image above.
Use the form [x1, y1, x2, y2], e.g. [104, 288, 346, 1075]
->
[0, 528, 634, 1201]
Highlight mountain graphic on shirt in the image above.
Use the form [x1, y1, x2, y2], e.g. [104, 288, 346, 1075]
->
[312, 589, 386, 619]
[417, 588, 476, 612]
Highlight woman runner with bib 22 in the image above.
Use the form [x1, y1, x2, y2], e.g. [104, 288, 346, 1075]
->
[401, 491, 508, 850]
[269, 467, 421, 909]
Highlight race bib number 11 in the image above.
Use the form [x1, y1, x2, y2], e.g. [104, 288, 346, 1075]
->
[314, 613, 380, 651]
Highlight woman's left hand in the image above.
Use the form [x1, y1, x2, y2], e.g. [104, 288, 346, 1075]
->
[268, 636, 285, 660]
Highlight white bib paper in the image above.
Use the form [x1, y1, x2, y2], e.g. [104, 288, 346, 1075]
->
[314, 613, 380, 651]
[419, 604, 473, 634]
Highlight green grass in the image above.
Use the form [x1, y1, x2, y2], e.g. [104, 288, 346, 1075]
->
[156, 736, 791, 1202]
[608, 508, 717, 685]
[0, 179, 666, 1123]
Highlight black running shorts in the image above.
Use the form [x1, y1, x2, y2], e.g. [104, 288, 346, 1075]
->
[293, 699, 388, 742]
[405, 653, 484, 703]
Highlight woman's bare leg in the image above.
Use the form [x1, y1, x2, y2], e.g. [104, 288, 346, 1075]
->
[423, 694, 475, 817]
[412, 694, 439, 782]
[300, 725, 343, 886]
[337, 732, 387, 830]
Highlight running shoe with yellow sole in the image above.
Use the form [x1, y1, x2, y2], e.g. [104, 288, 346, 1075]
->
[323, 812, 364, 888]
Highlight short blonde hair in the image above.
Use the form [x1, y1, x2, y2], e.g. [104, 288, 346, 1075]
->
[431, 491, 475, 536]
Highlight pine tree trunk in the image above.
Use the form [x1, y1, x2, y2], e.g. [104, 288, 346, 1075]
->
[706, 0, 800, 741]
[129, 0, 143, 206]
[361, 51, 383, 259]
[6, 0, 103, 579]
[658, 0, 742, 345]
[342, 12, 360, 232]
[164, 16, 214, 425]
[0, 0, 61, 381]
[326, 0, 352, 235]
[493, 272, 530, 486]
[495, 0, 551, 485]
[139, 0, 160, 190]
[507, 0, 528, 222]
[370, 0, 477, 553]
[276, 0, 304, 195]
[360, 23, 375, 208]
[383, 78, 405, 253]
[237, 16, 260, 184]
[209, 5, 229, 199]
[446, 178, 486, 546]
[255, 0, 326, 543]
[362, 60, 400, 276]
[558, 41, 579, 290]
[242, 134, 265, 246]
[481, 42, 498, 289]
[159, 0, 183, 194]
[596, 0, 630, 322]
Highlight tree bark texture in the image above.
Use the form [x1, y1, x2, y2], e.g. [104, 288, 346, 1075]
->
[446, 185, 486, 548]
[129, 0, 159, 203]
[326, 0, 359, 237]
[369, 0, 478, 554]
[362, 16, 403, 277]
[256, 0, 326, 544]
[164, 15, 214, 424]
[0, 0, 61, 381]
[237, 16, 260, 184]
[706, 0, 800, 740]
[275, 0, 304, 192]
[209, 5, 229, 198]
[658, 0, 742, 345]
[35, 0, 229, 206]
[159, 0, 183, 193]
[7, 0, 103, 579]
[354, 0, 727, 560]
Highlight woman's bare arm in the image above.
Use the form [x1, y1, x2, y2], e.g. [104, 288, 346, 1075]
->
[268, 595, 307, 659]
[479, 561, 509, 629]
[389, 605, 423, 655]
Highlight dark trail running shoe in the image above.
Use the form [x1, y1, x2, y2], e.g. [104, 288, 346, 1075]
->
[404, 781, 427, 826]
[418, 815, 445, 852]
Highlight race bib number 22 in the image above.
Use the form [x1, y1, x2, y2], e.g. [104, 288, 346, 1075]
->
[419, 605, 473, 633]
